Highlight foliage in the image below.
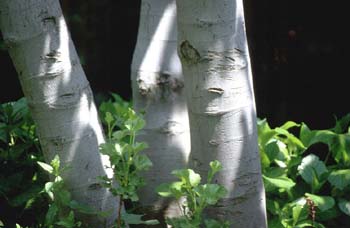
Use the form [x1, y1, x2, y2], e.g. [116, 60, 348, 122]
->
[258, 114, 350, 228]
[2, 96, 350, 227]
[156, 160, 230, 228]
[98, 93, 158, 227]
[0, 98, 47, 227]
[37, 155, 101, 228]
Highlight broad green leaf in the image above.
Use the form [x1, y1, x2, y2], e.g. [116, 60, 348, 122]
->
[207, 160, 222, 183]
[280, 121, 300, 130]
[305, 193, 335, 212]
[45, 204, 59, 225]
[55, 211, 76, 228]
[172, 169, 201, 187]
[204, 219, 230, 228]
[292, 205, 303, 226]
[112, 129, 130, 140]
[166, 216, 196, 228]
[37, 161, 54, 174]
[50, 155, 61, 174]
[263, 175, 295, 190]
[156, 182, 183, 198]
[266, 199, 280, 215]
[56, 189, 71, 205]
[69, 200, 97, 214]
[114, 142, 124, 155]
[257, 118, 277, 146]
[44, 182, 54, 200]
[330, 134, 350, 165]
[268, 218, 284, 228]
[196, 184, 227, 205]
[297, 154, 328, 185]
[133, 154, 153, 171]
[265, 141, 280, 161]
[275, 127, 305, 151]
[327, 169, 350, 190]
[121, 212, 159, 225]
[300, 123, 335, 147]
[332, 114, 350, 134]
[317, 206, 341, 221]
[338, 199, 350, 216]
[104, 112, 114, 125]
[133, 142, 148, 153]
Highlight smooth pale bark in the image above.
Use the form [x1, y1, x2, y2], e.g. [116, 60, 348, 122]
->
[131, 0, 190, 221]
[0, 0, 119, 226]
[176, 0, 267, 227]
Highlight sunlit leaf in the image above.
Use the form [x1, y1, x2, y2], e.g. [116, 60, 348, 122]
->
[297, 154, 328, 185]
[328, 169, 350, 190]
[305, 193, 335, 212]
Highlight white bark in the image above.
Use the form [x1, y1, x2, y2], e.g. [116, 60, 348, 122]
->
[176, 0, 267, 227]
[131, 0, 190, 219]
[0, 0, 119, 226]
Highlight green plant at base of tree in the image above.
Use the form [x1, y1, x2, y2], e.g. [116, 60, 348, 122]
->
[99, 93, 159, 228]
[0, 98, 48, 227]
[38, 155, 101, 228]
[258, 114, 350, 228]
[156, 160, 230, 228]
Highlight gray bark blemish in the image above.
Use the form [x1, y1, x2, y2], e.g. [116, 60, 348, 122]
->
[179, 40, 201, 65]
[208, 87, 224, 95]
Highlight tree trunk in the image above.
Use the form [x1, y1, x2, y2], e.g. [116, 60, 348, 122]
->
[130, 0, 190, 222]
[175, 0, 267, 227]
[0, 0, 119, 226]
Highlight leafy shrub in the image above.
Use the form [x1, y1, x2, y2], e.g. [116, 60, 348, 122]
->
[0, 98, 47, 227]
[258, 115, 350, 227]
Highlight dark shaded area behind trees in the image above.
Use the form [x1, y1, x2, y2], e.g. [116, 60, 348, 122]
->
[0, 0, 348, 129]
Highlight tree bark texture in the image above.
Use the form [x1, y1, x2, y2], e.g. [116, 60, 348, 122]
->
[175, 0, 267, 227]
[131, 0, 190, 221]
[0, 0, 119, 227]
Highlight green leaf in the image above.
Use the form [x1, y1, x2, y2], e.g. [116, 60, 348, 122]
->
[172, 169, 201, 187]
[56, 189, 72, 205]
[327, 169, 350, 190]
[69, 200, 97, 214]
[207, 160, 222, 183]
[297, 154, 328, 185]
[331, 114, 350, 134]
[156, 182, 183, 199]
[197, 184, 227, 205]
[330, 134, 350, 165]
[204, 219, 230, 228]
[50, 155, 61, 175]
[55, 211, 76, 228]
[45, 204, 59, 225]
[37, 161, 54, 174]
[280, 121, 300, 130]
[300, 123, 335, 147]
[305, 193, 335, 212]
[338, 199, 350, 216]
[104, 112, 114, 125]
[121, 212, 159, 225]
[257, 118, 277, 146]
[133, 154, 152, 171]
[263, 175, 295, 191]
[133, 142, 148, 153]
[292, 204, 303, 226]
[112, 129, 130, 140]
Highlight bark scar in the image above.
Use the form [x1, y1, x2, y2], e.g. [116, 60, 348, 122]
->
[208, 87, 224, 95]
[179, 40, 201, 65]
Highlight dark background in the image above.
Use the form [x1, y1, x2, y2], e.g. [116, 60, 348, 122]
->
[0, 0, 348, 129]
